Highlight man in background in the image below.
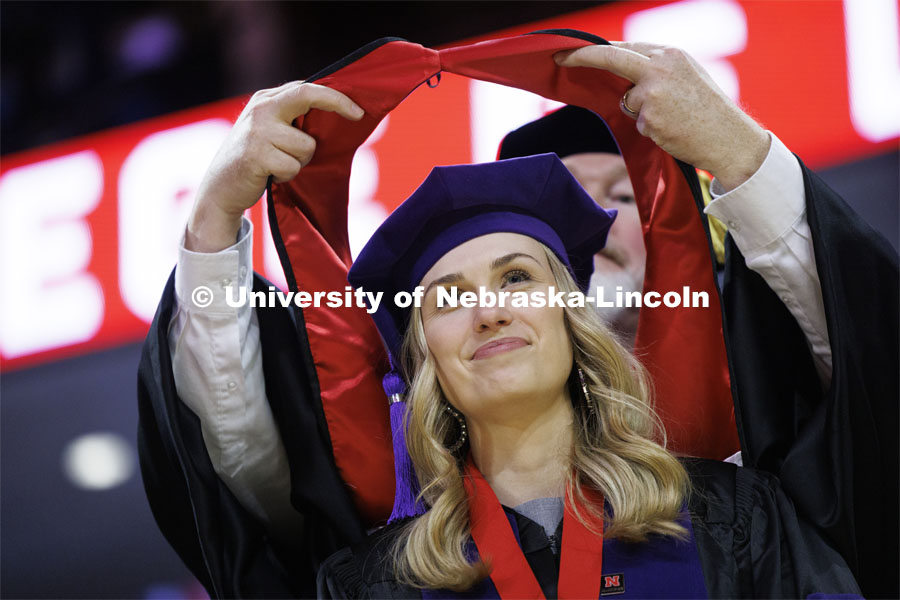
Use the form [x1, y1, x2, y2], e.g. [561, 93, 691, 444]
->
[498, 105, 727, 346]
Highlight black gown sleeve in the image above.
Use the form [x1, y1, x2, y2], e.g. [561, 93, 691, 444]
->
[137, 270, 366, 598]
[317, 522, 421, 599]
[686, 459, 861, 599]
[721, 161, 898, 598]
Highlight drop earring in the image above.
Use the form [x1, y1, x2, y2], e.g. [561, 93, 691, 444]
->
[577, 366, 597, 416]
[444, 403, 468, 453]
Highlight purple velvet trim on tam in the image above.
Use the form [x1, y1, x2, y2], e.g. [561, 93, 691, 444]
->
[408, 212, 568, 292]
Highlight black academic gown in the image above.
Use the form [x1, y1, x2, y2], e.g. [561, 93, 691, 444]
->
[721, 161, 899, 598]
[316, 459, 861, 599]
[135, 28, 897, 599]
[137, 159, 897, 599]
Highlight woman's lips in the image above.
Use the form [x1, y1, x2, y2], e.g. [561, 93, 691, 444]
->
[472, 337, 529, 360]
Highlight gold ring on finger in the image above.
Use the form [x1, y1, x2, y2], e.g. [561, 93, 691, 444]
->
[622, 89, 639, 116]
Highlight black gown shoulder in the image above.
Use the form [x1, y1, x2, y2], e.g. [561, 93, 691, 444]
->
[318, 459, 860, 599]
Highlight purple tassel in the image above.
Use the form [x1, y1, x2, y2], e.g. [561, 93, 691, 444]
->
[383, 359, 426, 522]
[382, 367, 407, 397]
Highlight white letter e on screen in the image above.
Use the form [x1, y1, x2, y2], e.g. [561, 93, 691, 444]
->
[0, 151, 105, 358]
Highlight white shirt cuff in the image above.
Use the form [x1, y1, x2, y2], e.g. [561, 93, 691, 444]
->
[704, 132, 805, 254]
[174, 217, 254, 313]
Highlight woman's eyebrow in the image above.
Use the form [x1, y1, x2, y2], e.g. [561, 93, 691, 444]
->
[423, 253, 541, 298]
[490, 252, 540, 271]
[423, 273, 463, 298]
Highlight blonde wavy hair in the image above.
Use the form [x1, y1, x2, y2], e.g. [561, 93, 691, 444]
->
[391, 244, 690, 591]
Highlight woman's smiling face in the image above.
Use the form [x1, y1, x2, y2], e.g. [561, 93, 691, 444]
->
[419, 232, 574, 420]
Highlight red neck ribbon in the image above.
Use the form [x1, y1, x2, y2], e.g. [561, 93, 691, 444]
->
[462, 457, 605, 599]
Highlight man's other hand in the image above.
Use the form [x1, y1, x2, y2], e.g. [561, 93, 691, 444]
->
[556, 42, 770, 192]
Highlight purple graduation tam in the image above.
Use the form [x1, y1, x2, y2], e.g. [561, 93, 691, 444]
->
[347, 153, 616, 522]
[498, 105, 620, 160]
[348, 153, 616, 362]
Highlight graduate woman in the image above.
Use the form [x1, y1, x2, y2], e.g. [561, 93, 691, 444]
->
[313, 153, 860, 598]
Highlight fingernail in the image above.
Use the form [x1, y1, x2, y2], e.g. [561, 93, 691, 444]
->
[351, 104, 365, 118]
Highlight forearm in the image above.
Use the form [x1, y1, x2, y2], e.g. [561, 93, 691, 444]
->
[169, 217, 301, 537]
[705, 133, 832, 384]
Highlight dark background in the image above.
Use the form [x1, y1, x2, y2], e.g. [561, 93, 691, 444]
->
[1, 2, 897, 599]
[1, 1, 594, 155]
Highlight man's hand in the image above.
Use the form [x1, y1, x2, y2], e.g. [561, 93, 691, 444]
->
[555, 42, 770, 191]
[186, 81, 364, 252]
